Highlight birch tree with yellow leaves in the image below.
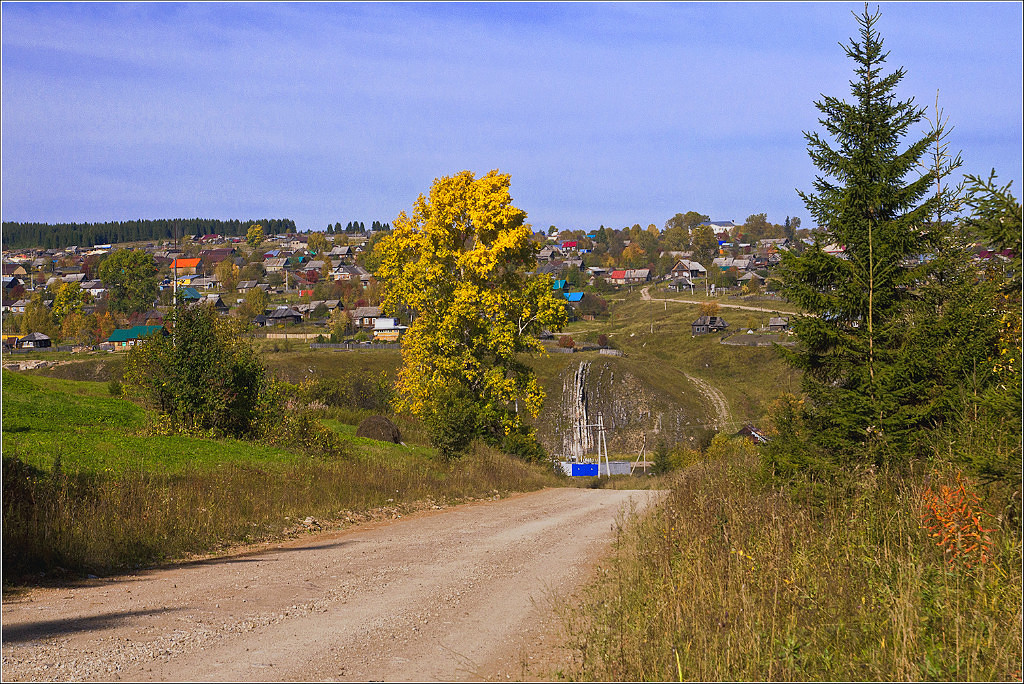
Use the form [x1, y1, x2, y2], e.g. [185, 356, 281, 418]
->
[374, 170, 567, 459]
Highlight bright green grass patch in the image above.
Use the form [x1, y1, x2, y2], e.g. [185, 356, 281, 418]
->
[2, 370, 302, 474]
[322, 418, 435, 460]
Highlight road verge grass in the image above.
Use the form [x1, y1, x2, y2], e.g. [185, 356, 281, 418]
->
[563, 438, 1022, 681]
[2, 371, 559, 583]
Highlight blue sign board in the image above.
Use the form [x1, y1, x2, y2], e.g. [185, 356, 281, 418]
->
[571, 463, 599, 477]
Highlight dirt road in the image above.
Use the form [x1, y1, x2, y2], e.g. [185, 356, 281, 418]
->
[640, 285, 792, 313]
[1, 487, 660, 682]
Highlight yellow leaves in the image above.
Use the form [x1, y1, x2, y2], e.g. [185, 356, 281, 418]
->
[374, 169, 564, 434]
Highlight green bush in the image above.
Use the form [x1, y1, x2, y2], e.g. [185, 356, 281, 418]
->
[423, 385, 478, 460]
[123, 304, 269, 439]
[497, 428, 548, 463]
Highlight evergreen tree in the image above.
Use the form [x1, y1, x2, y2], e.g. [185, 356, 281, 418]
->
[770, 5, 939, 471]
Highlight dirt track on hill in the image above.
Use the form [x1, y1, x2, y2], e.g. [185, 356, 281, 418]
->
[640, 285, 788, 313]
[1, 487, 661, 682]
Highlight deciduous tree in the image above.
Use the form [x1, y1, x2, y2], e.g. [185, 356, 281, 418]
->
[374, 170, 567, 458]
[98, 249, 159, 317]
[215, 259, 240, 292]
[246, 223, 265, 249]
[51, 282, 90, 323]
[307, 231, 328, 255]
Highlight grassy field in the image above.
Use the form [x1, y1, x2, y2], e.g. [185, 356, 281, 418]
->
[2, 370, 560, 583]
[563, 440, 1022, 682]
[559, 286, 798, 424]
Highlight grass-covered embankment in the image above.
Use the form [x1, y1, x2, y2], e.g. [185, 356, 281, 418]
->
[564, 437, 1022, 681]
[2, 370, 559, 582]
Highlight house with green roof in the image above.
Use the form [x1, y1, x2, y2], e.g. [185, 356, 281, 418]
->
[107, 325, 167, 350]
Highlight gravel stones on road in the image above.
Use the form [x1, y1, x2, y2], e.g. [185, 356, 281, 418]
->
[1, 487, 661, 682]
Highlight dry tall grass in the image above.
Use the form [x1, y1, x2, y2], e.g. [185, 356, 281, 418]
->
[564, 439, 1022, 681]
[2, 443, 557, 582]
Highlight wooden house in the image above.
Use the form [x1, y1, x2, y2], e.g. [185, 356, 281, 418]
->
[691, 316, 729, 336]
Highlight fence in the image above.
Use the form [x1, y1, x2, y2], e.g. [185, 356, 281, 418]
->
[309, 342, 398, 351]
[261, 332, 326, 341]
[2, 345, 75, 354]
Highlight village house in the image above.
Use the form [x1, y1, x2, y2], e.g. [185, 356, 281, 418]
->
[199, 247, 236, 266]
[81, 280, 106, 299]
[691, 316, 729, 336]
[10, 299, 32, 314]
[668, 277, 696, 293]
[537, 246, 561, 263]
[106, 325, 166, 350]
[738, 272, 765, 287]
[329, 245, 355, 262]
[699, 220, 737, 232]
[608, 269, 627, 285]
[624, 269, 651, 284]
[351, 306, 382, 329]
[170, 257, 202, 275]
[372, 317, 408, 342]
[768, 317, 790, 332]
[178, 286, 202, 303]
[671, 259, 707, 280]
[267, 306, 303, 325]
[263, 257, 288, 273]
[19, 332, 52, 349]
[197, 294, 229, 314]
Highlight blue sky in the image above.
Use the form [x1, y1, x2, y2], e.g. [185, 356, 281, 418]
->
[2, 2, 1021, 233]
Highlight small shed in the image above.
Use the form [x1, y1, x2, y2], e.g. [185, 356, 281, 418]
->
[768, 317, 789, 332]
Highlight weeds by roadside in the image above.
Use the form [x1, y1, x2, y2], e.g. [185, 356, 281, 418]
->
[2, 441, 556, 584]
[563, 438, 1022, 681]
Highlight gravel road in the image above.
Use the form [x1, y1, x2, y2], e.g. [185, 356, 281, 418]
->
[1, 487, 661, 682]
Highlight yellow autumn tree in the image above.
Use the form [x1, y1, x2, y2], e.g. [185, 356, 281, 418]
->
[374, 170, 567, 459]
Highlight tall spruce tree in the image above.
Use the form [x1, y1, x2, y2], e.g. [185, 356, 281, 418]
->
[771, 5, 939, 471]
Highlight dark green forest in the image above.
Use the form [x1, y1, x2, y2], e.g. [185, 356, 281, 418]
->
[1, 218, 297, 251]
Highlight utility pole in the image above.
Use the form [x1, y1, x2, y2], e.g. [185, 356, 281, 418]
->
[583, 413, 611, 477]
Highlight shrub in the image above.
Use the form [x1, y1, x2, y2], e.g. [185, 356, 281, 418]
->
[422, 385, 478, 460]
[268, 411, 348, 459]
[123, 304, 270, 439]
[497, 428, 548, 463]
[558, 335, 575, 349]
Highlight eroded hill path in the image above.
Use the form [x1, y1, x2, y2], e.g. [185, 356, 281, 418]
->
[1, 487, 661, 682]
